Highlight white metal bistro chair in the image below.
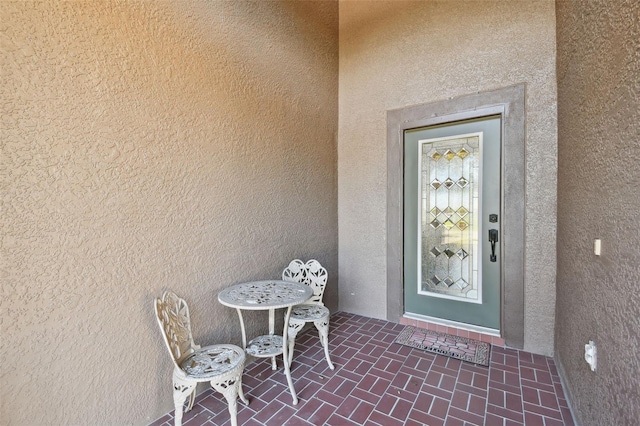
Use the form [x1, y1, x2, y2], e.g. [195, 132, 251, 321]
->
[282, 259, 335, 370]
[154, 291, 248, 426]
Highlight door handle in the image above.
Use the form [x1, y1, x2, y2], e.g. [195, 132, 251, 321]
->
[488, 229, 499, 262]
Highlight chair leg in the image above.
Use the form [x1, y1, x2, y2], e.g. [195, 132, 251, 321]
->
[314, 319, 335, 370]
[172, 373, 196, 426]
[287, 319, 305, 367]
[238, 380, 249, 405]
[212, 376, 243, 426]
[186, 387, 197, 412]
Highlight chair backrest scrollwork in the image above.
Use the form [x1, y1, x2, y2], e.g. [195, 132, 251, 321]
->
[282, 259, 328, 305]
[154, 291, 196, 369]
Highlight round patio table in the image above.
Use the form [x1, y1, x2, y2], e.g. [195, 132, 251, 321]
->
[218, 280, 313, 405]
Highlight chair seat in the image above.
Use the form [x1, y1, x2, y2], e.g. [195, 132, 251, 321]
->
[290, 304, 330, 322]
[180, 344, 245, 380]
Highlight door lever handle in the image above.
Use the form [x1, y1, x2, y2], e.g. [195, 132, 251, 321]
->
[488, 229, 499, 262]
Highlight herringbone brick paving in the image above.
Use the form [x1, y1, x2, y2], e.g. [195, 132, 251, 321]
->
[150, 312, 575, 425]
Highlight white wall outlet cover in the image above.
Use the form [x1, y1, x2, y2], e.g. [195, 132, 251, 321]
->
[594, 239, 601, 255]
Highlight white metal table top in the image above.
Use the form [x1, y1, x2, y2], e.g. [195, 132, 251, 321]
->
[218, 280, 312, 310]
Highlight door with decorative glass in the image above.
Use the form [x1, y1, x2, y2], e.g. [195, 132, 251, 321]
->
[404, 116, 501, 330]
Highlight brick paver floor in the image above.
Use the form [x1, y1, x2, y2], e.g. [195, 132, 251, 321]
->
[150, 312, 575, 426]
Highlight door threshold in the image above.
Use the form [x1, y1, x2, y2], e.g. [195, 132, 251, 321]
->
[403, 312, 501, 338]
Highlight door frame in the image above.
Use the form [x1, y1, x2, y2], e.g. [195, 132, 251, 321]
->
[386, 84, 525, 348]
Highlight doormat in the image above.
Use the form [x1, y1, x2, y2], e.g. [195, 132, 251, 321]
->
[395, 326, 491, 366]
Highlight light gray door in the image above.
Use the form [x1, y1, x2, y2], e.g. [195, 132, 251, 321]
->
[403, 116, 501, 330]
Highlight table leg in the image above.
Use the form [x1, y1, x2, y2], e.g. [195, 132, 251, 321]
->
[282, 305, 298, 405]
[268, 309, 277, 370]
[235, 309, 247, 349]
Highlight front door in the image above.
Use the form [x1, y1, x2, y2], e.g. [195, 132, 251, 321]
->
[403, 116, 501, 330]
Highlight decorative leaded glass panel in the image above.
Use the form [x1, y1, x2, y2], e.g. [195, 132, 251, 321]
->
[419, 134, 481, 302]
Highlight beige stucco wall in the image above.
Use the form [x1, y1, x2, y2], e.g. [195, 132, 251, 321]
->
[338, 0, 557, 355]
[0, 1, 338, 424]
[555, 0, 640, 424]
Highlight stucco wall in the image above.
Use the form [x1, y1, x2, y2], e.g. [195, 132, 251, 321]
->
[338, 0, 557, 355]
[0, 1, 338, 424]
[555, 0, 640, 424]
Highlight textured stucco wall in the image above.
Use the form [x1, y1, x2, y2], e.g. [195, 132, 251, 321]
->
[338, 0, 557, 355]
[0, 1, 338, 424]
[555, 0, 640, 424]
